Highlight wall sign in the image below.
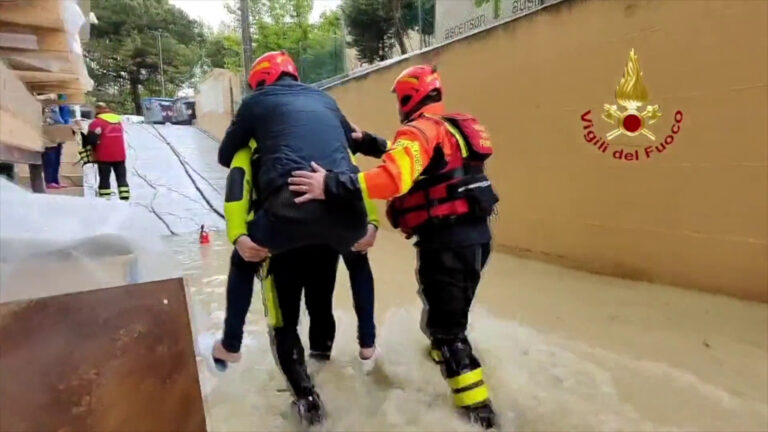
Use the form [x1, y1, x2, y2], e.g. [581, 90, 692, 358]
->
[580, 49, 684, 162]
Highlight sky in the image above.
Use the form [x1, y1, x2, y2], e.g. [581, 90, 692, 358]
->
[170, 0, 342, 29]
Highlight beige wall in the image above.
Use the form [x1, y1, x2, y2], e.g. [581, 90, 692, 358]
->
[326, 0, 768, 301]
[195, 69, 241, 141]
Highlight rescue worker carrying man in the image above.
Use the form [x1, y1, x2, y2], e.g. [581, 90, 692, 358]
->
[83, 102, 130, 200]
[289, 64, 500, 429]
[213, 50, 377, 426]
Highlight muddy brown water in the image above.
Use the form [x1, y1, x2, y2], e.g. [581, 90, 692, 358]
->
[166, 231, 767, 432]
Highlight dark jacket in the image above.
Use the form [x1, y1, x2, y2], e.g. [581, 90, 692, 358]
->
[218, 77, 359, 200]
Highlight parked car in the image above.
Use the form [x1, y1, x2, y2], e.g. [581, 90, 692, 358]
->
[141, 97, 175, 124]
[122, 115, 145, 124]
[171, 97, 196, 125]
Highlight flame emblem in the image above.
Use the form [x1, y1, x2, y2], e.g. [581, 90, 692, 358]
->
[602, 49, 661, 140]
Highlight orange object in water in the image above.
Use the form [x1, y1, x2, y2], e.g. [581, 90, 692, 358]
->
[199, 225, 210, 244]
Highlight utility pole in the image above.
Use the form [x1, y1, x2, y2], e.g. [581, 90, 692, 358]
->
[157, 32, 166, 97]
[239, 0, 253, 95]
[417, 0, 423, 50]
[340, 10, 348, 74]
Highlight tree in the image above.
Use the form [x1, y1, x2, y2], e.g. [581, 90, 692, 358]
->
[204, 32, 243, 73]
[342, 0, 395, 64]
[401, 0, 435, 47]
[342, 0, 435, 65]
[86, 0, 207, 114]
[226, 0, 345, 84]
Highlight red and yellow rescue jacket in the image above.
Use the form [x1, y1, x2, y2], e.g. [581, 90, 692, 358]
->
[87, 112, 126, 162]
[358, 103, 498, 236]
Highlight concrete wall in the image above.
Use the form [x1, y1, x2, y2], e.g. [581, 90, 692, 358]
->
[195, 69, 241, 141]
[435, 0, 552, 44]
[325, 0, 768, 301]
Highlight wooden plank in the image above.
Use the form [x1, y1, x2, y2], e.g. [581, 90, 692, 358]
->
[0, 1, 72, 31]
[0, 30, 38, 50]
[0, 49, 75, 73]
[27, 79, 90, 93]
[42, 124, 76, 143]
[14, 70, 79, 84]
[0, 278, 208, 432]
[0, 27, 80, 53]
[39, 92, 86, 106]
[27, 163, 44, 192]
[0, 111, 44, 153]
[0, 61, 42, 127]
[36, 28, 74, 52]
[0, 142, 41, 165]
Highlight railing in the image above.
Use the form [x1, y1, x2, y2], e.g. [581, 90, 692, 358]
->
[313, 0, 567, 90]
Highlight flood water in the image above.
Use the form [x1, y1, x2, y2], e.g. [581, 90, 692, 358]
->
[166, 231, 768, 432]
[107, 124, 766, 431]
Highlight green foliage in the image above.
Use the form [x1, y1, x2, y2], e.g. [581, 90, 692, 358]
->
[85, 0, 207, 114]
[342, 0, 395, 64]
[474, 0, 501, 18]
[342, 0, 435, 65]
[226, 0, 345, 84]
[204, 32, 244, 73]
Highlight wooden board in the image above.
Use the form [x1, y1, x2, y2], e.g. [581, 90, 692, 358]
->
[0, 49, 75, 73]
[0, 60, 42, 127]
[0, 278, 207, 432]
[39, 92, 86, 105]
[27, 79, 91, 93]
[0, 1, 74, 31]
[43, 124, 77, 143]
[14, 70, 79, 84]
[0, 110, 43, 153]
[0, 30, 38, 50]
[0, 141, 41, 164]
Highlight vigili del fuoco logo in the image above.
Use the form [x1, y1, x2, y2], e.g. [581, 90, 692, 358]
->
[580, 49, 684, 162]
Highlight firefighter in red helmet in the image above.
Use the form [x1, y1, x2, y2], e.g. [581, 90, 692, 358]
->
[289, 64, 500, 429]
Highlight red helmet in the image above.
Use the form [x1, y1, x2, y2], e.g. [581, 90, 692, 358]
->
[391, 64, 442, 116]
[248, 50, 299, 89]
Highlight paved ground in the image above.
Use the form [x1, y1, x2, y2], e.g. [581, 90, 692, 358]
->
[84, 124, 227, 235]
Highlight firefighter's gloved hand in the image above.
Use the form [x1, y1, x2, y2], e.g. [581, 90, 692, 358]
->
[349, 122, 363, 141]
[289, 162, 327, 204]
[349, 131, 388, 158]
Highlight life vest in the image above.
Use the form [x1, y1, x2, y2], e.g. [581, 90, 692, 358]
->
[386, 113, 499, 236]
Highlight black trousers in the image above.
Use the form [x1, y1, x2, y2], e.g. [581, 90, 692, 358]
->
[247, 186, 367, 255]
[418, 243, 490, 340]
[222, 245, 340, 398]
[417, 242, 493, 408]
[97, 161, 129, 200]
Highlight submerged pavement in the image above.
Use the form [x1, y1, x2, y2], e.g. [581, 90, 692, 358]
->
[80, 122, 768, 430]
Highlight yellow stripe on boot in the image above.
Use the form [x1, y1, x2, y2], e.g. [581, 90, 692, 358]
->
[98, 189, 112, 197]
[429, 348, 443, 363]
[448, 367, 483, 390]
[449, 368, 489, 407]
[453, 384, 490, 407]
